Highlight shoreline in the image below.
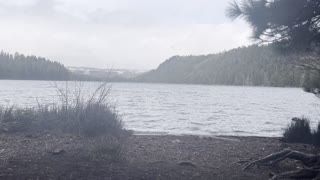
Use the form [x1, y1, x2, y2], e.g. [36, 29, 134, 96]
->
[0, 133, 316, 179]
[133, 132, 283, 138]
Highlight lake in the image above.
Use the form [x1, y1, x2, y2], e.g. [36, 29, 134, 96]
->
[0, 80, 320, 137]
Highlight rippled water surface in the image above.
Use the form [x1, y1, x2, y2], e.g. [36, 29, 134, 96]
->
[1, 80, 320, 137]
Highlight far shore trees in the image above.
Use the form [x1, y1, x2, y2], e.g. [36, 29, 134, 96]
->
[0, 51, 70, 80]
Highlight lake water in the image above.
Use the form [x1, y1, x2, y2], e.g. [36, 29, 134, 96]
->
[1, 80, 320, 137]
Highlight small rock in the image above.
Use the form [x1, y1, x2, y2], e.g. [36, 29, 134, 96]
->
[178, 161, 197, 168]
[25, 134, 34, 138]
[21, 139, 30, 143]
[172, 139, 181, 143]
[269, 172, 275, 177]
[51, 149, 66, 155]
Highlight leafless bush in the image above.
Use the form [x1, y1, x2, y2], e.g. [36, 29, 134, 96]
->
[0, 81, 129, 159]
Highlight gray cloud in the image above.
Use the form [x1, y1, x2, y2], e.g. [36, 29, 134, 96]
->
[80, 0, 233, 25]
[0, 0, 251, 69]
[0, 0, 57, 16]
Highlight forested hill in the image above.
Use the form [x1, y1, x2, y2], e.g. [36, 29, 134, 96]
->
[0, 51, 70, 80]
[136, 45, 303, 87]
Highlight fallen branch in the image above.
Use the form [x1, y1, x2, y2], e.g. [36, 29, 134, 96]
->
[242, 148, 320, 179]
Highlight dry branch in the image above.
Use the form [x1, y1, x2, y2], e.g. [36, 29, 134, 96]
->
[242, 148, 320, 179]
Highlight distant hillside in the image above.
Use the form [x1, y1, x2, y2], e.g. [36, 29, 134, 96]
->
[0, 51, 70, 80]
[136, 45, 304, 87]
[68, 67, 148, 81]
[0, 50, 149, 82]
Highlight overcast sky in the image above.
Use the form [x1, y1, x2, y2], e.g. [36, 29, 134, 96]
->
[0, 0, 251, 69]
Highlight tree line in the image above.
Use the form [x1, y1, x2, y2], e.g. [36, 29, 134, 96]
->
[136, 45, 304, 87]
[0, 46, 309, 87]
[0, 51, 133, 82]
[0, 51, 70, 80]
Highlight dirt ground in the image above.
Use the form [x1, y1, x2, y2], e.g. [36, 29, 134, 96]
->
[0, 133, 318, 180]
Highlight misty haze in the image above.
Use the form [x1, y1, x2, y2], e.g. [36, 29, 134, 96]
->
[0, 0, 320, 179]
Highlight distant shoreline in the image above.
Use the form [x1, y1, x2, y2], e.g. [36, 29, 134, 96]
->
[0, 79, 301, 88]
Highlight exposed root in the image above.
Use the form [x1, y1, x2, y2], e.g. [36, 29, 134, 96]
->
[242, 148, 320, 179]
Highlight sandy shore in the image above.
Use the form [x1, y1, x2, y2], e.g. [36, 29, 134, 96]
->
[0, 133, 318, 180]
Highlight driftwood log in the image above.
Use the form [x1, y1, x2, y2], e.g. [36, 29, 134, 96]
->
[241, 148, 320, 179]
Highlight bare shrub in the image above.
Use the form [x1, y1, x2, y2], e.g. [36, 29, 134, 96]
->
[283, 117, 313, 144]
[0, 81, 129, 159]
[0, 106, 35, 132]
